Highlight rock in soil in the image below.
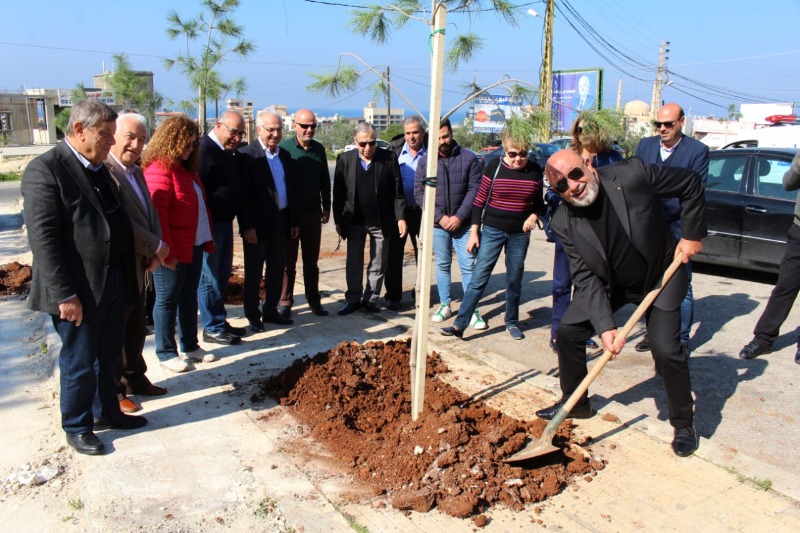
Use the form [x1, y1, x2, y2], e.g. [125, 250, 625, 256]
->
[255, 339, 600, 518]
[0, 262, 31, 295]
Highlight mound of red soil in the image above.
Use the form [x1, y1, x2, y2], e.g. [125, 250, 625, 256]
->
[0, 262, 31, 295]
[223, 268, 263, 306]
[255, 339, 603, 519]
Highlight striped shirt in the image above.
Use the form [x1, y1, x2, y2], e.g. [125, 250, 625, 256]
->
[471, 159, 545, 233]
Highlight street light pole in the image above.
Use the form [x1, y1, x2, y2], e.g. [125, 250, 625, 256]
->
[537, 0, 554, 142]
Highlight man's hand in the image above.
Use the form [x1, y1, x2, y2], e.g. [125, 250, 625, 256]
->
[243, 228, 258, 245]
[397, 220, 408, 239]
[676, 238, 702, 263]
[58, 296, 84, 327]
[147, 256, 161, 272]
[290, 226, 300, 239]
[163, 256, 178, 270]
[155, 241, 170, 263]
[321, 211, 330, 224]
[600, 329, 625, 360]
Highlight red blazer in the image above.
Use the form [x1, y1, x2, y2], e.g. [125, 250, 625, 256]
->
[144, 160, 214, 264]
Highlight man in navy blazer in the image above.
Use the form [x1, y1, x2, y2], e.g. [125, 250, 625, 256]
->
[634, 103, 709, 356]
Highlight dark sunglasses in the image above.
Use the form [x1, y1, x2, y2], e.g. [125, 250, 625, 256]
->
[506, 150, 528, 159]
[297, 122, 317, 129]
[553, 167, 585, 194]
[358, 140, 377, 148]
[653, 120, 679, 128]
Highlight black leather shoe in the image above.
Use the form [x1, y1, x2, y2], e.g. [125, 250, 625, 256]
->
[309, 304, 329, 316]
[361, 300, 380, 313]
[739, 340, 771, 360]
[672, 424, 698, 457]
[225, 323, 246, 337]
[248, 319, 265, 333]
[385, 299, 401, 311]
[535, 400, 594, 420]
[439, 326, 463, 338]
[277, 306, 291, 319]
[262, 311, 293, 325]
[94, 413, 148, 431]
[338, 301, 360, 316]
[635, 335, 650, 352]
[680, 342, 691, 359]
[203, 330, 241, 345]
[66, 432, 105, 455]
[795, 345, 800, 365]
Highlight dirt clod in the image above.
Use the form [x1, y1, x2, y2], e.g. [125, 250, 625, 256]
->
[0, 262, 31, 295]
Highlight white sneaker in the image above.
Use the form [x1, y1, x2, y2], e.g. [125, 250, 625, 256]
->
[431, 303, 452, 323]
[160, 357, 190, 373]
[470, 311, 488, 330]
[181, 347, 217, 363]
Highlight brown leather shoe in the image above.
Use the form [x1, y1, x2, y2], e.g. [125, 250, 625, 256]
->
[119, 397, 140, 413]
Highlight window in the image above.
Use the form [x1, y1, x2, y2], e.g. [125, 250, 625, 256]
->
[754, 156, 795, 200]
[707, 155, 746, 193]
[0, 112, 10, 132]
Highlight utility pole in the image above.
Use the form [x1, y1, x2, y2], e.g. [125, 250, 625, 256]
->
[650, 39, 670, 122]
[386, 66, 391, 131]
[539, 0, 555, 142]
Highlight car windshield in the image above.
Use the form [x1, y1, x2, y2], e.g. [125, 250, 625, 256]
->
[537, 143, 559, 156]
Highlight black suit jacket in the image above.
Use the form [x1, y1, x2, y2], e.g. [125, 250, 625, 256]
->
[237, 142, 297, 239]
[552, 157, 707, 335]
[22, 141, 136, 318]
[332, 148, 405, 237]
[199, 134, 242, 223]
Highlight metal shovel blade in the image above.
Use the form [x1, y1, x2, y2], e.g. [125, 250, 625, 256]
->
[504, 402, 571, 462]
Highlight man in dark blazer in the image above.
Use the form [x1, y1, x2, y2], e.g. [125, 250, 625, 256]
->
[105, 112, 169, 410]
[22, 100, 146, 456]
[238, 109, 298, 332]
[537, 149, 706, 457]
[634, 102, 709, 356]
[333, 122, 407, 315]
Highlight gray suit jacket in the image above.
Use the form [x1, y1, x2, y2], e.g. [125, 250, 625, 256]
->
[552, 157, 707, 335]
[22, 141, 135, 318]
[105, 156, 162, 293]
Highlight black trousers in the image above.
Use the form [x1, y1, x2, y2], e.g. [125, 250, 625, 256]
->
[753, 223, 800, 345]
[243, 220, 288, 321]
[556, 304, 694, 428]
[384, 206, 421, 302]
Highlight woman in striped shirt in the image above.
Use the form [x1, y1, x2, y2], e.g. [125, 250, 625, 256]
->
[440, 129, 545, 340]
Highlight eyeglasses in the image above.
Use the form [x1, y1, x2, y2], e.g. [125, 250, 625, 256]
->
[296, 122, 317, 129]
[552, 167, 585, 194]
[218, 122, 245, 138]
[506, 150, 528, 159]
[260, 126, 281, 134]
[653, 119, 680, 129]
[357, 140, 377, 148]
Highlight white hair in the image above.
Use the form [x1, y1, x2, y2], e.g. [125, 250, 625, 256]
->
[255, 108, 282, 128]
[117, 112, 148, 135]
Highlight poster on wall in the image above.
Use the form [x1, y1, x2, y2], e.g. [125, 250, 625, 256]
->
[552, 68, 603, 133]
[472, 94, 524, 133]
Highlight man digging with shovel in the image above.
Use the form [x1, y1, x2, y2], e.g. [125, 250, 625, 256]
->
[536, 150, 705, 458]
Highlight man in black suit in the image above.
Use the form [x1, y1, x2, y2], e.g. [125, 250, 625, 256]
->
[332, 122, 407, 315]
[238, 108, 298, 332]
[537, 149, 706, 457]
[22, 100, 147, 456]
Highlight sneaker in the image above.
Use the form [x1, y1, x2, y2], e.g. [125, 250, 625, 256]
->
[470, 311, 488, 330]
[507, 325, 525, 340]
[181, 347, 217, 363]
[160, 357, 190, 373]
[431, 304, 451, 323]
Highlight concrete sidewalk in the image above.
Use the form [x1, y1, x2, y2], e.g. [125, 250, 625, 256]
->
[1, 179, 799, 531]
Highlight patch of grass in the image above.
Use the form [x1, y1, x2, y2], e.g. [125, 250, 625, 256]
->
[61, 514, 78, 524]
[68, 498, 83, 510]
[253, 497, 277, 518]
[332, 502, 368, 533]
[40, 341, 49, 355]
[724, 466, 772, 491]
[0, 171, 22, 182]
[755, 478, 772, 491]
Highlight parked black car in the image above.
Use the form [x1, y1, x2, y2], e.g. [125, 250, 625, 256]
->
[696, 147, 797, 273]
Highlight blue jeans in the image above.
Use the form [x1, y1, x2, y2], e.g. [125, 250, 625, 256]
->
[453, 225, 530, 330]
[153, 246, 203, 361]
[199, 221, 233, 334]
[432, 225, 475, 305]
[551, 237, 572, 339]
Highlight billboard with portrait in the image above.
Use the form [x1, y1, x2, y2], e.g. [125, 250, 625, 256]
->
[552, 68, 603, 133]
[472, 94, 524, 134]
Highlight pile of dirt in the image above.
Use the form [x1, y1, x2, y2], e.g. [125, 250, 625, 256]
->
[223, 267, 264, 306]
[255, 339, 604, 520]
[0, 262, 31, 295]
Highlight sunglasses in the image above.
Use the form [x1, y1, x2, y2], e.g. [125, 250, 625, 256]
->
[506, 150, 528, 159]
[357, 140, 377, 148]
[653, 120, 679, 129]
[553, 167, 585, 194]
[296, 122, 317, 129]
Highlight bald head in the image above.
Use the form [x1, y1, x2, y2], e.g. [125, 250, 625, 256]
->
[655, 103, 685, 148]
[293, 108, 318, 146]
[214, 110, 246, 150]
[545, 149, 599, 207]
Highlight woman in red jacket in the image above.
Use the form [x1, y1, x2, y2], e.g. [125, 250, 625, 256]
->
[143, 116, 215, 373]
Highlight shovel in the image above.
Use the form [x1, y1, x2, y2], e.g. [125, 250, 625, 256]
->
[505, 253, 685, 463]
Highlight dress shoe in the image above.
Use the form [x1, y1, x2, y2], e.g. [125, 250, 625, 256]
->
[680, 342, 691, 359]
[263, 311, 293, 325]
[795, 344, 800, 365]
[672, 423, 698, 457]
[535, 400, 594, 420]
[635, 335, 650, 352]
[338, 301, 360, 316]
[129, 383, 167, 396]
[224, 323, 247, 337]
[549, 337, 558, 353]
[739, 340, 771, 360]
[277, 306, 292, 319]
[309, 304, 329, 316]
[66, 432, 105, 455]
[181, 347, 217, 363]
[248, 319, 265, 333]
[586, 338, 598, 349]
[203, 329, 241, 346]
[385, 299, 401, 311]
[94, 413, 148, 431]
[119, 397, 140, 413]
[439, 326, 463, 338]
[160, 357, 190, 373]
[361, 300, 380, 313]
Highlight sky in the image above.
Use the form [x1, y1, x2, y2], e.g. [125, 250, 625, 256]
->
[2, 0, 799, 121]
